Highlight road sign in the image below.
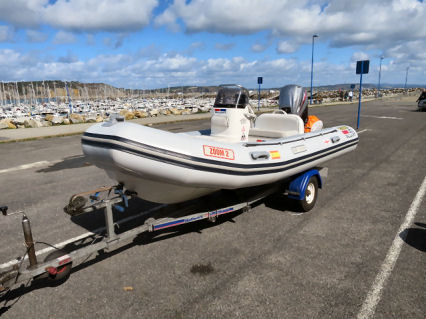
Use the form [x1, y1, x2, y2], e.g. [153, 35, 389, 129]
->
[350, 84, 355, 89]
[355, 60, 370, 129]
[356, 60, 370, 74]
[257, 77, 263, 110]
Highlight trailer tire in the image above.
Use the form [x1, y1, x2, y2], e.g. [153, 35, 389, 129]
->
[296, 176, 318, 212]
[44, 250, 72, 283]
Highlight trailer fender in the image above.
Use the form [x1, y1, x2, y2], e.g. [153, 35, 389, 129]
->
[287, 169, 322, 200]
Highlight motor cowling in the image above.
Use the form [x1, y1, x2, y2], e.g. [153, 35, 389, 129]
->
[279, 84, 323, 132]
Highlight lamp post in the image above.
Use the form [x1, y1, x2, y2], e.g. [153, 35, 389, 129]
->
[404, 66, 409, 91]
[377, 56, 384, 97]
[310, 34, 319, 104]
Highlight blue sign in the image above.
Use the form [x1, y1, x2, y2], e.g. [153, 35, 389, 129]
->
[350, 84, 356, 89]
[257, 77, 262, 110]
[356, 60, 370, 74]
[355, 60, 370, 129]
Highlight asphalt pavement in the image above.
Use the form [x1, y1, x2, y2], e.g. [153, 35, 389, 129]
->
[0, 95, 425, 318]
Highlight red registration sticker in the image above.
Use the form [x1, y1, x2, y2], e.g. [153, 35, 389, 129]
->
[203, 145, 235, 160]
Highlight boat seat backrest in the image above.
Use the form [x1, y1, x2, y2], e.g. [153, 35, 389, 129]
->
[254, 113, 304, 134]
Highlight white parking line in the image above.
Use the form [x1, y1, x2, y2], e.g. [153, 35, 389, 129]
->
[0, 231, 96, 270]
[0, 204, 166, 270]
[357, 129, 371, 134]
[357, 175, 426, 319]
[0, 161, 52, 174]
[360, 115, 403, 120]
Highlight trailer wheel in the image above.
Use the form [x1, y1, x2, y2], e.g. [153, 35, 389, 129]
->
[296, 176, 318, 212]
[44, 250, 72, 282]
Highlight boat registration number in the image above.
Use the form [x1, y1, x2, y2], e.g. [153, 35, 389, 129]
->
[203, 145, 235, 160]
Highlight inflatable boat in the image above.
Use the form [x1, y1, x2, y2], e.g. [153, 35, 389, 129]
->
[82, 85, 358, 203]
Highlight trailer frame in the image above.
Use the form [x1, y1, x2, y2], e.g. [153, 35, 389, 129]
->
[0, 167, 326, 293]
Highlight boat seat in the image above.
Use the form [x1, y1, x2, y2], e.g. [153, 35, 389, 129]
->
[249, 113, 304, 138]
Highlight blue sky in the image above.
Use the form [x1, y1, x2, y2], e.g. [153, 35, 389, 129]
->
[0, 0, 425, 89]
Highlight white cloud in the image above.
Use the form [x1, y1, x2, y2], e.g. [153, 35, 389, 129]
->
[215, 43, 235, 51]
[384, 40, 426, 65]
[251, 43, 267, 52]
[57, 52, 79, 63]
[277, 41, 298, 54]
[189, 42, 205, 51]
[86, 34, 95, 46]
[53, 31, 77, 44]
[0, 0, 45, 28]
[103, 33, 128, 49]
[0, 45, 424, 89]
[178, 41, 206, 56]
[0, 0, 158, 32]
[0, 26, 15, 42]
[43, 0, 158, 32]
[26, 29, 48, 43]
[351, 52, 370, 62]
[156, 0, 426, 52]
[137, 44, 162, 59]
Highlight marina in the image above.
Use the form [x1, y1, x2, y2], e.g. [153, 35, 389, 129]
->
[0, 81, 421, 130]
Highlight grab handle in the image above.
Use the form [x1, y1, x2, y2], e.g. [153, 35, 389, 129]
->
[331, 136, 340, 143]
[250, 151, 270, 160]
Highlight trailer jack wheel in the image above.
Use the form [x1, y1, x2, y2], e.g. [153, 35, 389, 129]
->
[44, 250, 72, 283]
[296, 176, 318, 212]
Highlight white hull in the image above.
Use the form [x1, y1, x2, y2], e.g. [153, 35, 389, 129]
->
[82, 120, 358, 203]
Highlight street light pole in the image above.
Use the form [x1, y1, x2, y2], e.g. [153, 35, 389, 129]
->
[404, 66, 409, 91]
[310, 34, 319, 105]
[377, 56, 383, 97]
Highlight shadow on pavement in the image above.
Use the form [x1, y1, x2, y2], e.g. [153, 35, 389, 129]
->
[400, 223, 426, 252]
[0, 182, 296, 309]
[0, 204, 255, 311]
[36, 155, 92, 173]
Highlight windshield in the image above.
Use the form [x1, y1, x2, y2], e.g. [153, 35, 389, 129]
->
[214, 85, 249, 109]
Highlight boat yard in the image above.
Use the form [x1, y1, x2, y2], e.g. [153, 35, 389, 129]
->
[0, 81, 421, 130]
[0, 94, 424, 318]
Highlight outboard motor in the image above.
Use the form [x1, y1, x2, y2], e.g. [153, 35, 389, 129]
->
[279, 85, 308, 122]
[211, 84, 255, 141]
[279, 84, 323, 132]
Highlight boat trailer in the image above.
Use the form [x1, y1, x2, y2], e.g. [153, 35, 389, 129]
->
[0, 167, 326, 294]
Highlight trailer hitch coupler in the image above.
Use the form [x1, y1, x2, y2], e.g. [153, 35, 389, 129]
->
[22, 215, 38, 269]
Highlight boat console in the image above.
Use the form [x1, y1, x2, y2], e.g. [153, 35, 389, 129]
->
[210, 84, 255, 141]
[210, 84, 307, 141]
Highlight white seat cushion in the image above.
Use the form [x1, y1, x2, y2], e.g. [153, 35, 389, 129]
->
[249, 113, 304, 138]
